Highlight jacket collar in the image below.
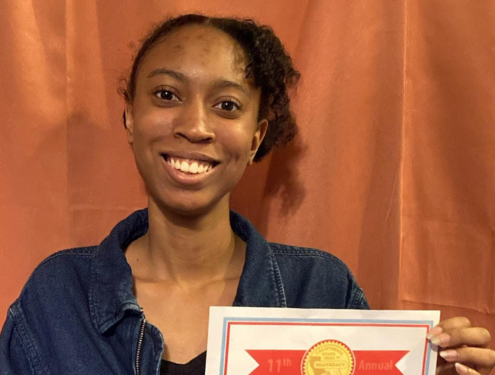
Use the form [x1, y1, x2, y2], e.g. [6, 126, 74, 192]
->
[89, 209, 286, 334]
[90, 209, 147, 333]
[229, 211, 287, 308]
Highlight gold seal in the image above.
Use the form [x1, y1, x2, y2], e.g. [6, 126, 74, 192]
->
[301, 340, 355, 375]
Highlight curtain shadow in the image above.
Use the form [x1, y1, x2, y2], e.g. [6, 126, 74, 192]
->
[262, 136, 307, 217]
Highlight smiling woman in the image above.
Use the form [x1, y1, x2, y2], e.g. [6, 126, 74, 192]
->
[124, 23, 268, 218]
[0, 13, 493, 375]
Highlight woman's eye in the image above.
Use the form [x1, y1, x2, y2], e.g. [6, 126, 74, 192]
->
[215, 101, 240, 112]
[154, 90, 179, 101]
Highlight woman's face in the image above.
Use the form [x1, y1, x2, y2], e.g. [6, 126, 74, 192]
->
[126, 25, 267, 216]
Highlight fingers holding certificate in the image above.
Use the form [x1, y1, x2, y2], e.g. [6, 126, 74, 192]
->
[430, 317, 495, 375]
[206, 307, 441, 375]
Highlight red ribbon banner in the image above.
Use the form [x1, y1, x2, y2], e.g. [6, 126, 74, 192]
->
[247, 349, 408, 375]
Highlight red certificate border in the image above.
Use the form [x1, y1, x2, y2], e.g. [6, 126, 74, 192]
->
[223, 322, 431, 375]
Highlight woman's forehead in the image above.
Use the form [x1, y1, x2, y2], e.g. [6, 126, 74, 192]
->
[138, 25, 249, 83]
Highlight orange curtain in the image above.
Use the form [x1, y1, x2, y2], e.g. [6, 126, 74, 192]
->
[1, 0, 494, 337]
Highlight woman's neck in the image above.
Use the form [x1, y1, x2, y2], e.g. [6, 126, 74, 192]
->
[127, 197, 244, 288]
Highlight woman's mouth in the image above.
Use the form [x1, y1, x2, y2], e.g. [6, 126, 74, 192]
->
[162, 154, 218, 175]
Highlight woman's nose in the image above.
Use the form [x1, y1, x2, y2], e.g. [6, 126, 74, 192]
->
[173, 101, 215, 143]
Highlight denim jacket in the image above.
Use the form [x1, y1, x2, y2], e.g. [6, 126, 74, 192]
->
[0, 209, 368, 374]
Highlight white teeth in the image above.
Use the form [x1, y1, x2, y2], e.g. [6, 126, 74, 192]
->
[166, 156, 214, 175]
[189, 162, 198, 173]
[180, 161, 189, 172]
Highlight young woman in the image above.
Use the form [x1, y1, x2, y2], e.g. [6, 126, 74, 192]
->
[0, 14, 493, 375]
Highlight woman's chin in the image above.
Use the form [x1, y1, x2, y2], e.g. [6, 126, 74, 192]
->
[149, 193, 229, 219]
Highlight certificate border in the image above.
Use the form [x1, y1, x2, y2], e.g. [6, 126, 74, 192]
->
[219, 317, 435, 375]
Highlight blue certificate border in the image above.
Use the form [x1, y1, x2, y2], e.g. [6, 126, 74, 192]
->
[218, 317, 436, 375]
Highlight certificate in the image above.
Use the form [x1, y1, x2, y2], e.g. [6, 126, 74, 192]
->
[206, 307, 440, 375]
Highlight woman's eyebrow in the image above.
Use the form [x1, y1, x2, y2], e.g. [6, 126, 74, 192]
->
[213, 79, 249, 95]
[147, 68, 188, 82]
[146, 69, 249, 95]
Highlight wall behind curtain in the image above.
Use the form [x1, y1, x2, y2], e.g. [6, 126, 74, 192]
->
[1, 0, 494, 337]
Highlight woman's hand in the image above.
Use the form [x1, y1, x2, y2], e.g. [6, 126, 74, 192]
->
[428, 317, 495, 375]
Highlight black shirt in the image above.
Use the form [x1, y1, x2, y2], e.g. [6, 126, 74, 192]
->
[160, 352, 206, 375]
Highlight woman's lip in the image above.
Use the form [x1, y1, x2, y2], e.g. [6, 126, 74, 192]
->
[161, 155, 217, 185]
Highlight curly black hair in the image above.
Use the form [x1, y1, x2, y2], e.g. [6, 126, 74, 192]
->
[121, 14, 300, 161]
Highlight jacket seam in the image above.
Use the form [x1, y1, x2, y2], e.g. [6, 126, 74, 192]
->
[10, 306, 49, 375]
[270, 245, 344, 260]
[349, 284, 363, 308]
[36, 248, 95, 269]
[89, 254, 101, 331]
[349, 287, 364, 308]
[271, 247, 352, 274]
[268, 252, 287, 307]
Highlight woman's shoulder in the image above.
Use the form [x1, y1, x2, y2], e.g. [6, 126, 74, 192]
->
[268, 242, 357, 286]
[28, 246, 97, 283]
[268, 242, 352, 275]
[1, 245, 123, 373]
[11, 247, 98, 311]
[267, 242, 369, 309]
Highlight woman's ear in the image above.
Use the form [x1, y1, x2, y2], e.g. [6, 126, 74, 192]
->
[124, 103, 134, 144]
[248, 119, 268, 165]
